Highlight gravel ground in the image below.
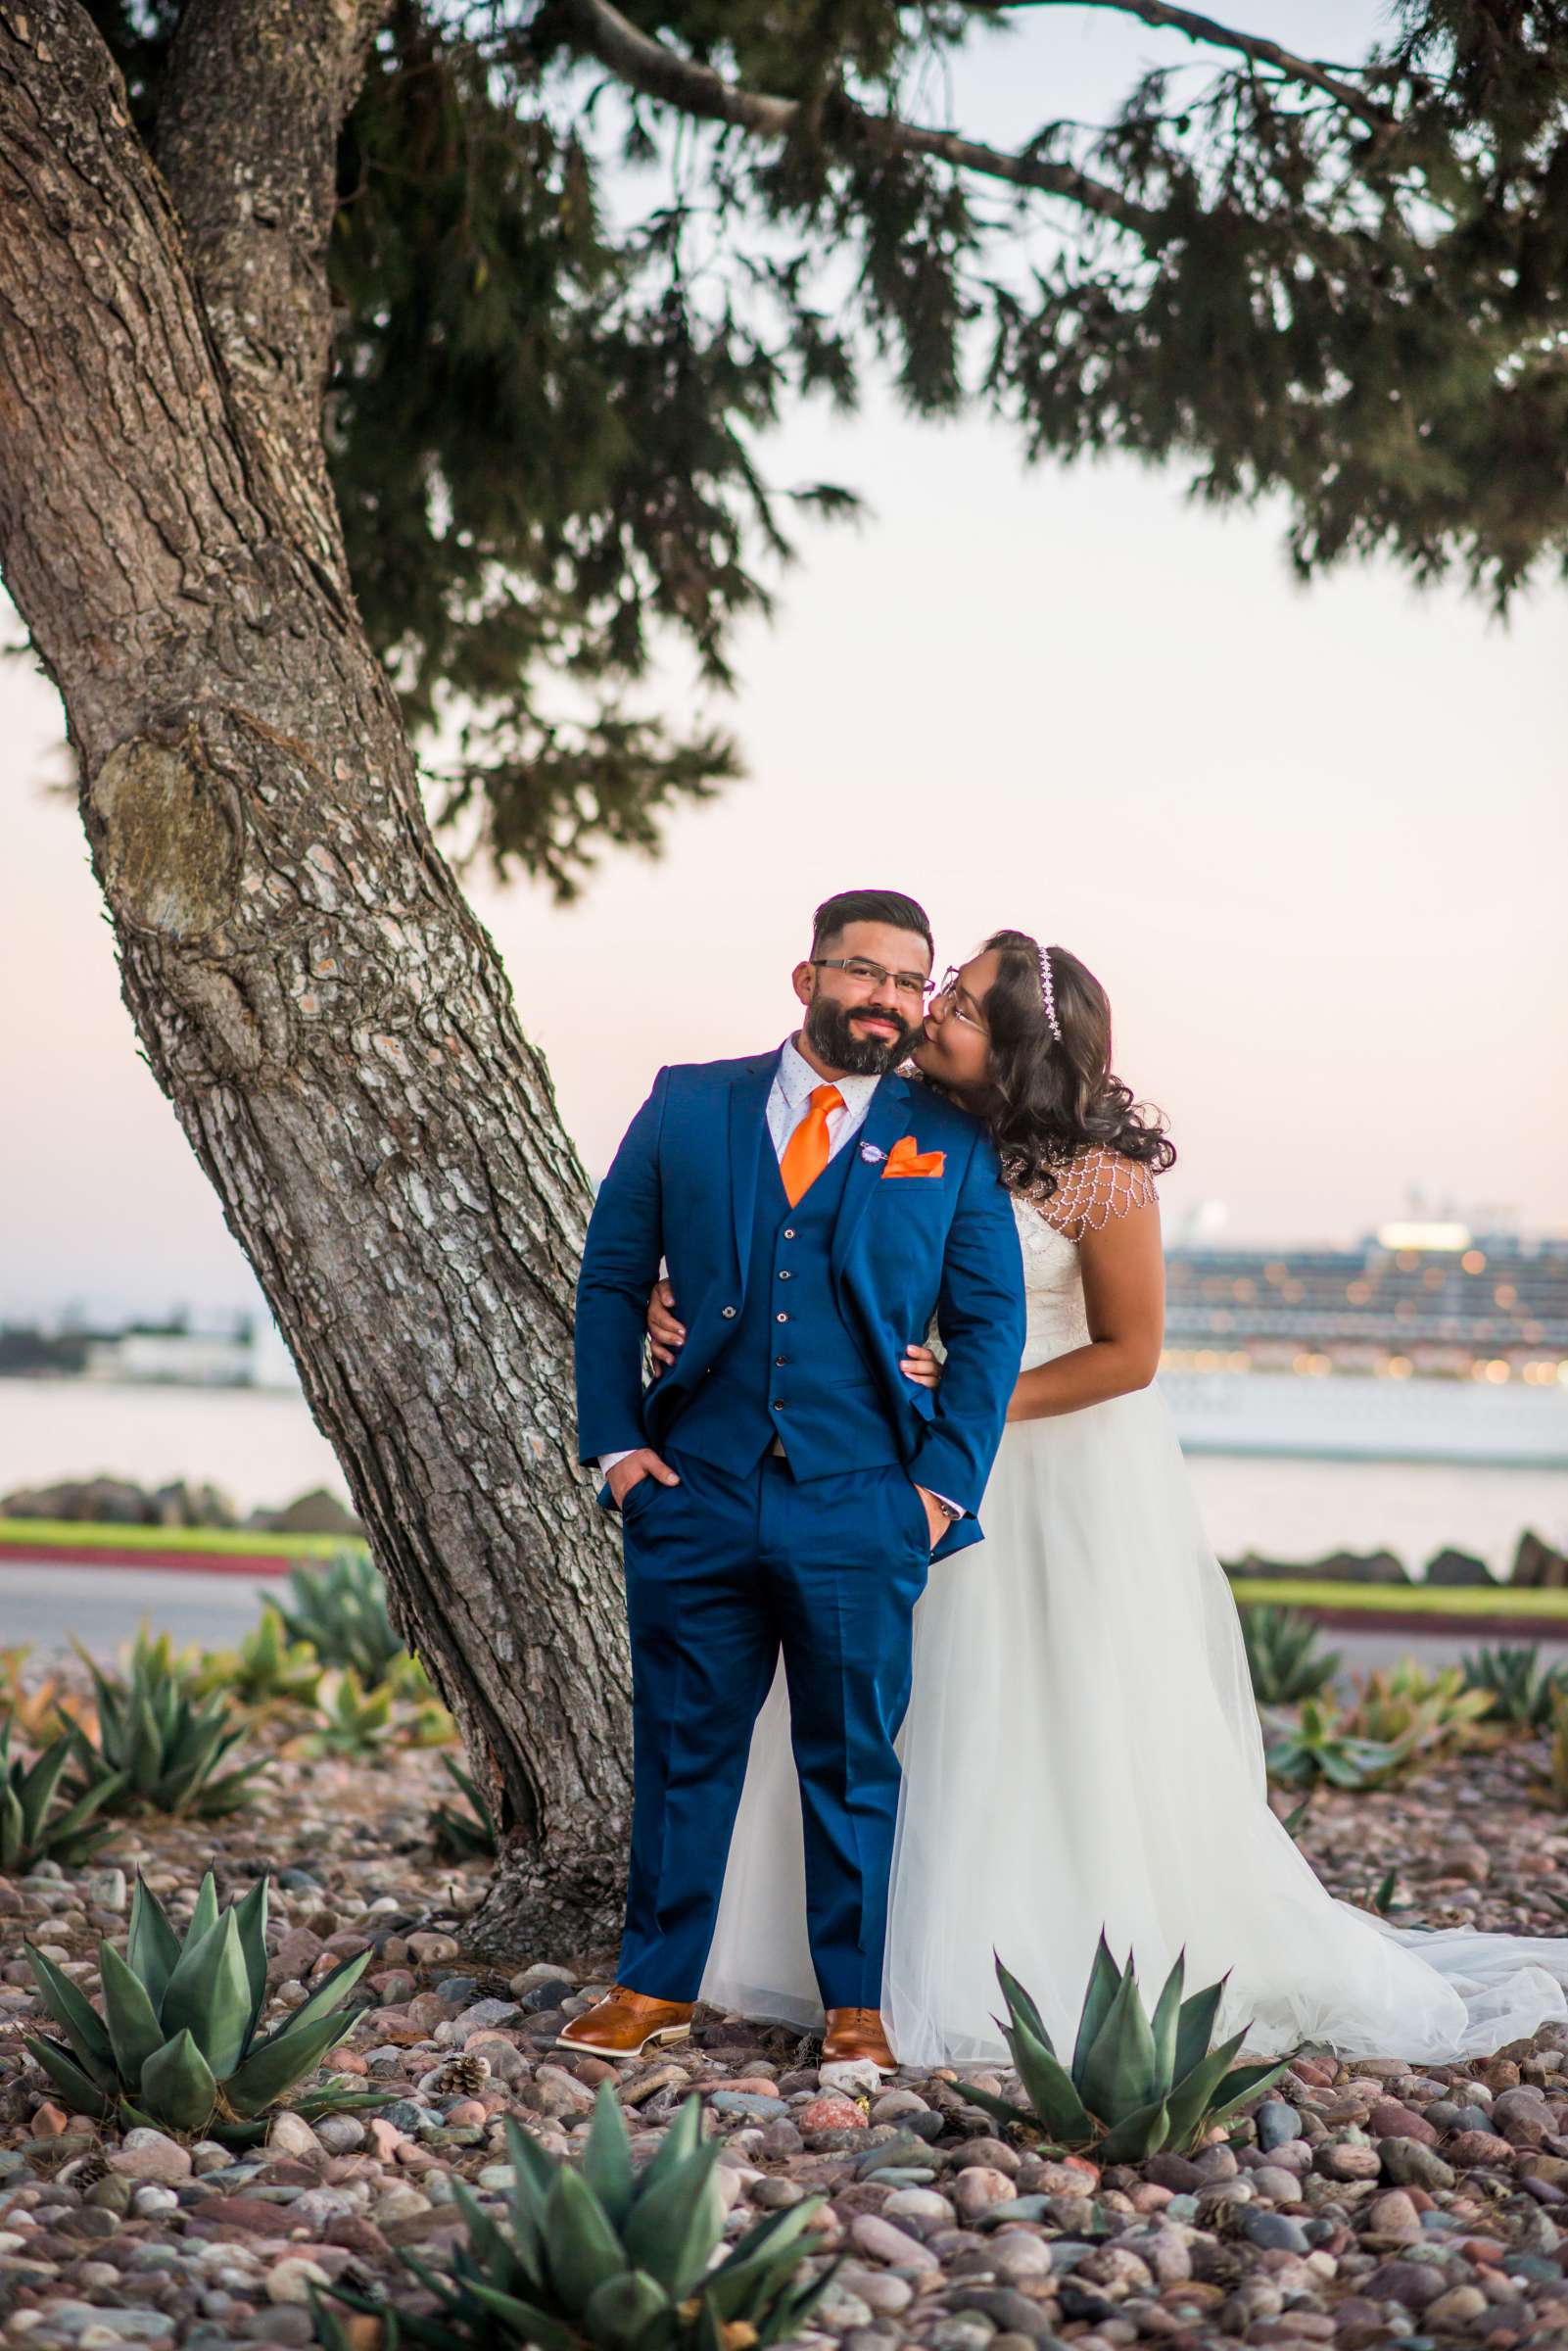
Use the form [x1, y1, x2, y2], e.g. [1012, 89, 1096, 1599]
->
[9, 1689, 1568, 2350]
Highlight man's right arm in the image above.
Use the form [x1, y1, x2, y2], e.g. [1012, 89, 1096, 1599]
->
[574, 1068, 671, 1465]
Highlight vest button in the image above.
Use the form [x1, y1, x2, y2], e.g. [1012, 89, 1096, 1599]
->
[775, 1355, 789, 1367]
[776, 1312, 790, 1323]
[721, 1305, 737, 1318]
[783, 1227, 796, 1239]
[778, 1270, 791, 1280]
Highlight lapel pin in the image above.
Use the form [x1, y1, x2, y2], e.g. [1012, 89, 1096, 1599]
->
[859, 1141, 886, 1163]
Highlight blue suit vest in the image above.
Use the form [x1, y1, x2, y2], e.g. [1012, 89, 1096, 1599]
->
[669, 1129, 905, 1482]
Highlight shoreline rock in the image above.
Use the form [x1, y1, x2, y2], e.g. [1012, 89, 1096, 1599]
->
[0, 1477, 363, 1537]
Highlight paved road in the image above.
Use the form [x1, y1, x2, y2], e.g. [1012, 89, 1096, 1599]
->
[1325, 1621, 1568, 1678]
[1, 1559, 289, 1656]
[9, 1558, 1568, 1677]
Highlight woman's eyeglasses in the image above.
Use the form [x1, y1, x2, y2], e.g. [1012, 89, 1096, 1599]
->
[932, 968, 988, 1032]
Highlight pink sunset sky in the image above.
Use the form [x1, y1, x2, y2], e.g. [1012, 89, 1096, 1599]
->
[2, 2, 1564, 1327]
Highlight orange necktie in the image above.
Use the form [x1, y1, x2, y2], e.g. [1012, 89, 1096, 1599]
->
[780, 1082, 844, 1207]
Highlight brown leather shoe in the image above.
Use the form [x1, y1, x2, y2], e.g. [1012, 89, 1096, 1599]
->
[822, 2005, 896, 2074]
[554, 1985, 694, 2058]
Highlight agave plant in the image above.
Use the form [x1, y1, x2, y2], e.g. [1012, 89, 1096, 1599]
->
[1262, 1696, 1409, 1791]
[65, 1627, 268, 1817]
[1545, 1686, 1568, 1809]
[386, 1652, 459, 1747]
[1460, 1644, 1568, 1730]
[279, 1550, 404, 1684]
[24, 1867, 385, 2144]
[1358, 1865, 1417, 1918]
[431, 1755, 499, 1861]
[1344, 1660, 1497, 1761]
[955, 1942, 1294, 2164]
[0, 1648, 98, 1746]
[189, 1604, 323, 1715]
[317, 2086, 835, 2351]
[293, 1667, 396, 1759]
[0, 1719, 126, 1872]
[1240, 1604, 1343, 1706]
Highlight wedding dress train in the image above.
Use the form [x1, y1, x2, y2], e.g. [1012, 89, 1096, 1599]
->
[699, 1152, 1568, 2065]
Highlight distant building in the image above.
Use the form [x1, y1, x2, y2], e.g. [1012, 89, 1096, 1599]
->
[1164, 1223, 1568, 1387]
[83, 1329, 255, 1386]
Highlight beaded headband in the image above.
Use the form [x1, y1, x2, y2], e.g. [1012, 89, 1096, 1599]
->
[1038, 944, 1063, 1044]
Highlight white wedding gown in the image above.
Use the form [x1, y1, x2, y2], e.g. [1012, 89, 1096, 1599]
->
[699, 1149, 1568, 2065]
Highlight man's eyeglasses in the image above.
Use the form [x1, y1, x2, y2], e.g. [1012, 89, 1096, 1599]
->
[932, 967, 988, 1032]
[811, 956, 932, 1004]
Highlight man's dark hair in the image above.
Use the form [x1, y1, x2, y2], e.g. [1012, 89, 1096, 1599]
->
[810, 888, 933, 963]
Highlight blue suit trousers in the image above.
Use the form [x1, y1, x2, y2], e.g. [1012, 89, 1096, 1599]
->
[617, 1443, 934, 2008]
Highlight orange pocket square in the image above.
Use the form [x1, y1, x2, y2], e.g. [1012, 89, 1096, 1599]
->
[881, 1135, 946, 1179]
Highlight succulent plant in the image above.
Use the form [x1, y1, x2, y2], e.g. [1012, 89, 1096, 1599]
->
[1460, 1643, 1568, 1729]
[1261, 1696, 1408, 1791]
[65, 1627, 268, 1817]
[0, 1719, 126, 1872]
[0, 1648, 98, 1745]
[1343, 1661, 1496, 1761]
[431, 1755, 499, 1861]
[190, 1604, 324, 1714]
[1360, 1864, 1416, 1917]
[1240, 1604, 1343, 1706]
[294, 1667, 397, 1758]
[24, 1867, 385, 2144]
[1545, 1686, 1568, 1809]
[316, 2085, 836, 2351]
[280, 1549, 404, 1684]
[955, 1942, 1295, 2164]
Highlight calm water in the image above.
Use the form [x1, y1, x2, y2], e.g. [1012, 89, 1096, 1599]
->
[2, 1376, 1567, 1577]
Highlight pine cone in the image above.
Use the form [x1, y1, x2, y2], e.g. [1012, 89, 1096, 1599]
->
[434, 2052, 491, 2095]
[1190, 2238, 1244, 2286]
[66, 2148, 111, 2187]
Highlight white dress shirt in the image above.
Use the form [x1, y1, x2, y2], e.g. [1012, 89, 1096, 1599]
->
[599, 1036, 960, 1517]
[765, 1032, 882, 1166]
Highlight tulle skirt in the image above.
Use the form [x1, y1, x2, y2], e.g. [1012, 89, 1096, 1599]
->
[699, 1383, 1568, 2064]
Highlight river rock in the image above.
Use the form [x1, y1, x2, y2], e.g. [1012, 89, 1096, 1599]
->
[1313, 2138, 1382, 2182]
[1361, 2258, 1447, 2309]
[110, 2130, 193, 2183]
[1367, 2099, 1438, 2144]
[820, 2059, 886, 2098]
[849, 2214, 942, 2271]
[800, 2095, 868, 2133]
[1379, 2136, 1455, 2190]
[952, 2168, 1017, 2221]
[1255, 2098, 1303, 2150]
[1445, 2130, 1515, 2168]
[265, 2256, 334, 2304]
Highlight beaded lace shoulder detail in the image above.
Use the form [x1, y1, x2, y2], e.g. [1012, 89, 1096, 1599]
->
[1019, 1147, 1160, 1243]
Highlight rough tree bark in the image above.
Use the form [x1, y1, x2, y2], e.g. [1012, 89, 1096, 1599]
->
[0, 0, 633, 1958]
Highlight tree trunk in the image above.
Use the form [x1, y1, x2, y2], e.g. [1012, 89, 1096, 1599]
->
[0, 0, 632, 1960]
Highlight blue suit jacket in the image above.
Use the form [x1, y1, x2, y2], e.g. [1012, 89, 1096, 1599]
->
[574, 1050, 1025, 1558]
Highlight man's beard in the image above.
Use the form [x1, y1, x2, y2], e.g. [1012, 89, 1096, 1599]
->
[804, 991, 925, 1077]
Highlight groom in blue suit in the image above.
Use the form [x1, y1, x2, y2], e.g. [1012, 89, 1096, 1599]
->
[566, 889, 1025, 2068]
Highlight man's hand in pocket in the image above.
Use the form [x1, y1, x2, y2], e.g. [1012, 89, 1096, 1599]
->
[913, 1483, 948, 1549]
[608, 1450, 681, 1508]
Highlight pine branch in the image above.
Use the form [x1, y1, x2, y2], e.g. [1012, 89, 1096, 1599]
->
[562, 0, 1159, 237]
[156, 0, 395, 581]
[974, 0, 1391, 130]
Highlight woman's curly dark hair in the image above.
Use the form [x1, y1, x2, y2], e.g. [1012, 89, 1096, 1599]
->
[975, 930, 1176, 1199]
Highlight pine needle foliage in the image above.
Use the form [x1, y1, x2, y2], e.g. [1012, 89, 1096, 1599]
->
[80, 1, 1568, 891]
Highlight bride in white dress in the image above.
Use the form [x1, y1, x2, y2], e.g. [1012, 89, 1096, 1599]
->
[650, 930, 1568, 2066]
